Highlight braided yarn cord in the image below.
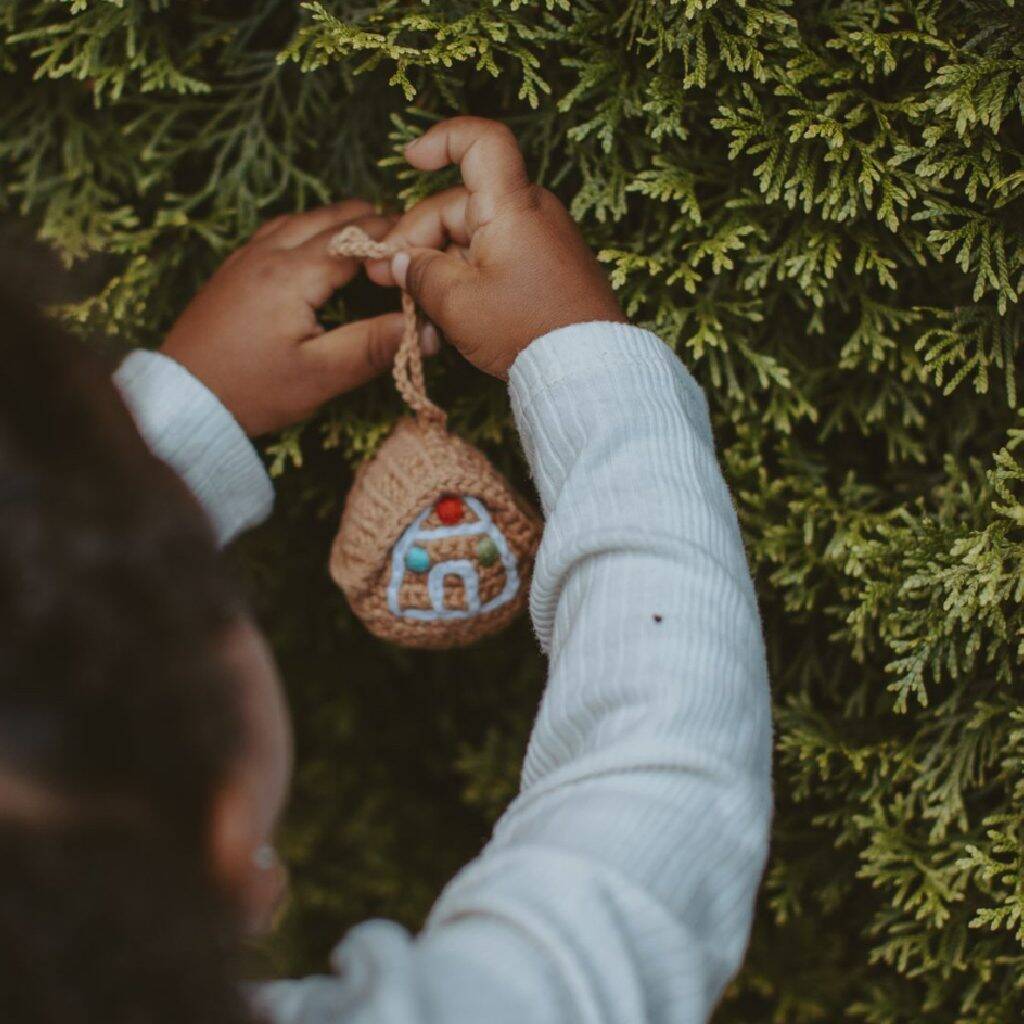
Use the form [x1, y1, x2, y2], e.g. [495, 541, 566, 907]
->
[326, 225, 541, 648]
[328, 225, 446, 428]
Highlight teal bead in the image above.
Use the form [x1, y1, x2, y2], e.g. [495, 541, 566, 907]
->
[405, 546, 430, 573]
[477, 536, 499, 567]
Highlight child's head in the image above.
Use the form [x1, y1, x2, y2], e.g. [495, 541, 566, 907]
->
[0, 288, 292, 1023]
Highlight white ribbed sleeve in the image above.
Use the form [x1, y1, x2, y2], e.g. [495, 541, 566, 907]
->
[252, 322, 773, 1024]
[113, 350, 274, 545]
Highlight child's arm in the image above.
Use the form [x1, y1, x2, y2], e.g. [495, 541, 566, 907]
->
[255, 119, 772, 1024]
[115, 203, 405, 544]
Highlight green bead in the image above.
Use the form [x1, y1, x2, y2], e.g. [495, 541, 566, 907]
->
[477, 536, 499, 567]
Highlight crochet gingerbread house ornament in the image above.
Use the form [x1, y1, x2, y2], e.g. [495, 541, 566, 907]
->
[327, 227, 542, 649]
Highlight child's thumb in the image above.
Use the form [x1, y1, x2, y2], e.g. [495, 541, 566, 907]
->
[391, 248, 477, 335]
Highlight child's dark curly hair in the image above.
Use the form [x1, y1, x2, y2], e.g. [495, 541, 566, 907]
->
[0, 288, 255, 1024]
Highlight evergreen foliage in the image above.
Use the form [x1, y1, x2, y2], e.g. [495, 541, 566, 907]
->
[4, 1, 1024, 1019]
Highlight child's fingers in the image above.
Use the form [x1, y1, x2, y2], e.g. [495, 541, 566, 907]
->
[405, 117, 530, 201]
[365, 188, 471, 288]
[294, 214, 396, 306]
[301, 312, 406, 395]
[391, 247, 480, 340]
[268, 199, 376, 249]
[445, 241, 471, 262]
[251, 214, 289, 241]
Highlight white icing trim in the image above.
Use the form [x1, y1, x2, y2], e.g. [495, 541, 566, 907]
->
[387, 496, 520, 622]
[428, 559, 480, 614]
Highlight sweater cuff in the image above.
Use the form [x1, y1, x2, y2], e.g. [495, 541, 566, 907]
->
[507, 322, 714, 510]
[114, 350, 274, 546]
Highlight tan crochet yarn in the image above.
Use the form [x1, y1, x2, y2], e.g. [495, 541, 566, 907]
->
[326, 226, 542, 649]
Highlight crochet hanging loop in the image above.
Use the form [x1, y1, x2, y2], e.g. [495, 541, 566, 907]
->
[328, 225, 447, 429]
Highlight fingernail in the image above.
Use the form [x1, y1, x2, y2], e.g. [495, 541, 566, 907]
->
[404, 135, 424, 153]
[391, 251, 410, 289]
[420, 323, 440, 356]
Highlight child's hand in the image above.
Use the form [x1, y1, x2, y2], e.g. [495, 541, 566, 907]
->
[365, 117, 624, 379]
[162, 201, 405, 436]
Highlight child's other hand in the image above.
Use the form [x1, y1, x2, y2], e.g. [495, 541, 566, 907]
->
[365, 117, 624, 379]
[162, 201, 405, 436]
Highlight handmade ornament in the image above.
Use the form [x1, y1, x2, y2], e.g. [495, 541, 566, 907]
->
[326, 226, 542, 649]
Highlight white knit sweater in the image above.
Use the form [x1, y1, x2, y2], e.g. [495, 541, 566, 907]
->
[114, 322, 773, 1024]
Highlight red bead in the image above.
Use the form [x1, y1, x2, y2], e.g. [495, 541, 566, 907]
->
[436, 495, 464, 525]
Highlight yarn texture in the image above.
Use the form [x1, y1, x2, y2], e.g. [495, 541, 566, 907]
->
[326, 226, 542, 649]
